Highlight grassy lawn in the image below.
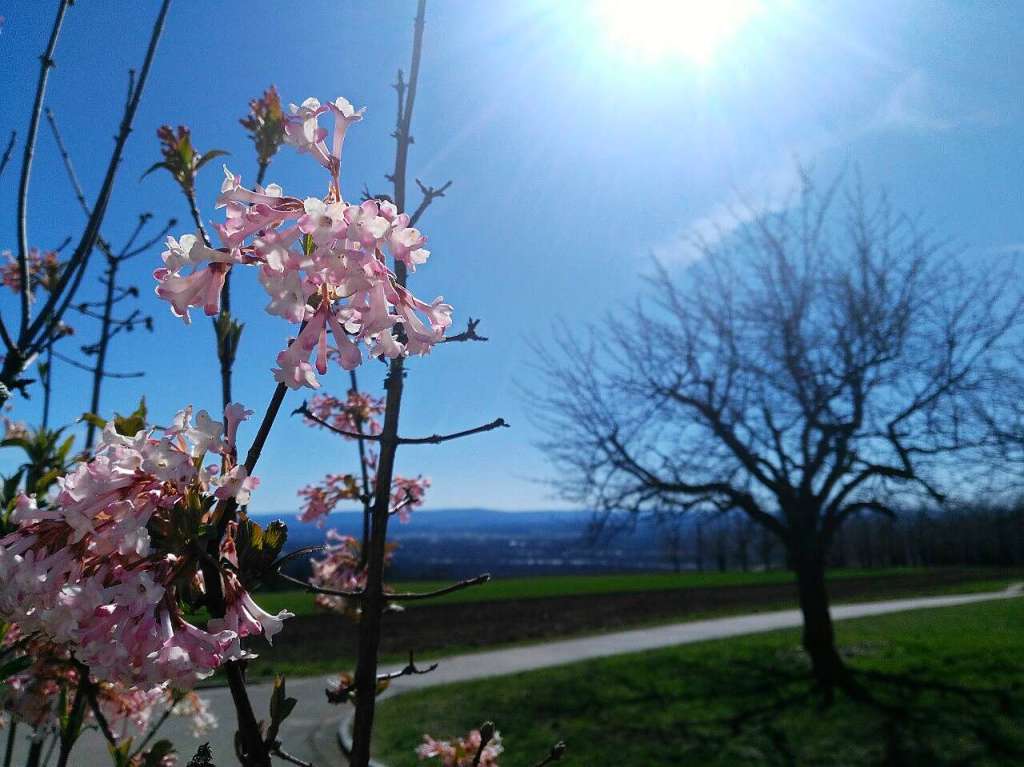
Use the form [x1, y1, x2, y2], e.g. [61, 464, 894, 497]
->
[252, 567, 1019, 617]
[237, 569, 1023, 681]
[370, 597, 1024, 766]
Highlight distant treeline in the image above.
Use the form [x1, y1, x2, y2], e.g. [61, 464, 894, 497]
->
[667, 504, 1024, 572]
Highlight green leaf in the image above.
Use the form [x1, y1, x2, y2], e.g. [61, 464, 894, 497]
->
[0, 437, 32, 452]
[79, 412, 108, 431]
[140, 160, 172, 180]
[2, 470, 25, 503]
[34, 468, 62, 495]
[57, 434, 75, 461]
[0, 655, 32, 680]
[141, 740, 176, 767]
[107, 737, 134, 767]
[266, 675, 298, 747]
[114, 397, 148, 436]
[194, 149, 231, 172]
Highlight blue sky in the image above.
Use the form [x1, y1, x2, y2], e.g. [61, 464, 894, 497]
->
[1, 1, 1022, 513]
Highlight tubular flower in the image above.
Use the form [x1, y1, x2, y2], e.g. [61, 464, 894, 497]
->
[0, 404, 286, 690]
[308, 531, 395, 614]
[1, 247, 64, 297]
[0, 635, 215, 741]
[154, 95, 455, 389]
[417, 730, 503, 767]
[297, 388, 428, 524]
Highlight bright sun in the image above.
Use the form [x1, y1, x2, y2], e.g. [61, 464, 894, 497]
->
[594, 0, 763, 66]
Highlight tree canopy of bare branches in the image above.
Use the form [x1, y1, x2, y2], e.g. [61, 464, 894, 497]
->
[533, 172, 1023, 697]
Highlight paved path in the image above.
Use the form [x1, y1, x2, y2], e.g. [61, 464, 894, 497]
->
[13, 585, 1021, 766]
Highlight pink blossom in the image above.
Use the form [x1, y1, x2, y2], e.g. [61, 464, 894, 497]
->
[153, 263, 229, 324]
[0, 402, 280, 692]
[391, 475, 430, 523]
[154, 94, 456, 388]
[223, 402, 254, 454]
[214, 465, 259, 505]
[417, 730, 503, 767]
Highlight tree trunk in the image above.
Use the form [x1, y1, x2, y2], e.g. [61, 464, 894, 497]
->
[792, 545, 847, 702]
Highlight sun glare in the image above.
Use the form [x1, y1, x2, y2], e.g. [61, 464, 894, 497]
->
[594, 0, 763, 66]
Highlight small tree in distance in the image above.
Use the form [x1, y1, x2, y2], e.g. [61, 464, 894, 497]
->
[533, 173, 1023, 699]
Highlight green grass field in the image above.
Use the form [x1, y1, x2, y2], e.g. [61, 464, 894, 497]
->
[252, 567, 1017, 617]
[371, 597, 1024, 766]
[234, 568, 1023, 681]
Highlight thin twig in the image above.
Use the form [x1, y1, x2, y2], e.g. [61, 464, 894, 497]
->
[270, 545, 327, 571]
[121, 217, 176, 259]
[268, 748, 312, 767]
[78, 669, 119, 748]
[129, 697, 180, 759]
[274, 568, 359, 597]
[55, 674, 88, 767]
[17, 0, 71, 337]
[440, 316, 488, 344]
[3, 721, 17, 767]
[44, 108, 90, 217]
[531, 742, 568, 767]
[386, 573, 491, 601]
[377, 650, 438, 682]
[52, 350, 144, 378]
[0, 130, 16, 179]
[22, 0, 171, 356]
[244, 383, 288, 475]
[409, 178, 452, 227]
[296, 401, 507, 444]
[327, 650, 438, 703]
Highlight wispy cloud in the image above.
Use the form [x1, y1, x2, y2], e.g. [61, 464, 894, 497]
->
[868, 69, 998, 133]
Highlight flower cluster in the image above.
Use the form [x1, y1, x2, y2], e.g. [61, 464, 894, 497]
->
[297, 472, 360, 524]
[0, 403, 290, 690]
[417, 730, 503, 767]
[307, 531, 395, 613]
[154, 95, 453, 391]
[298, 389, 429, 524]
[304, 390, 384, 436]
[0, 635, 216, 741]
[1, 247, 64, 297]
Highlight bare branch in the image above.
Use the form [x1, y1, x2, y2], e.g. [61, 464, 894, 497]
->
[386, 573, 491, 601]
[0, 130, 15, 179]
[409, 177, 452, 227]
[244, 383, 289, 475]
[23, 0, 171, 355]
[51, 350, 144, 378]
[268, 748, 311, 767]
[441, 316, 489, 344]
[17, 0, 71, 337]
[296, 400, 507, 444]
[531, 742, 568, 767]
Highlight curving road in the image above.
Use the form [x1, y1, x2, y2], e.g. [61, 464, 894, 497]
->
[13, 585, 1021, 766]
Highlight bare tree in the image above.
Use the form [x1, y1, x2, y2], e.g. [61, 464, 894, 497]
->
[533, 173, 1022, 698]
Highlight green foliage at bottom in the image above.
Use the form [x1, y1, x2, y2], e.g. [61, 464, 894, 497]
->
[372, 598, 1024, 766]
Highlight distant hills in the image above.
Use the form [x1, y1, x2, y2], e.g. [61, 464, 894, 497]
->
[250, 508, 674, 579]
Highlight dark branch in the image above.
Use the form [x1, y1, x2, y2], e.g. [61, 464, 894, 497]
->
[441, 316, 489, 344]
[51, 350, 144, 379]
[296, 400, 508, 444]
[386, 573, 491, 601]
[409, 177, 453, 227]
[23, 0, 172, 358]
[17, 0, 70, 338]
[532, 742, 568, 767]
[0, 130, 15, 179]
